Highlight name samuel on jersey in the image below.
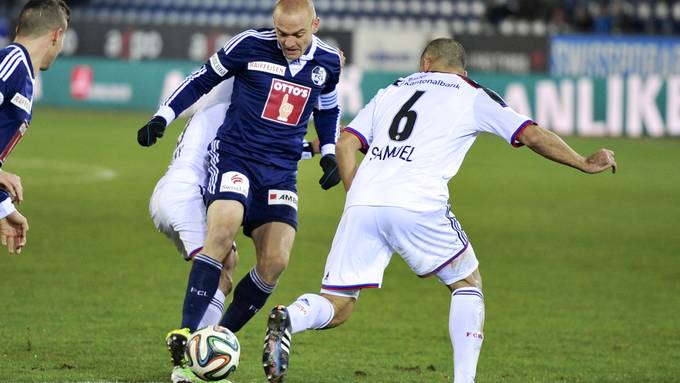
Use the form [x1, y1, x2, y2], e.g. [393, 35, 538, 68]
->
[369, 144, 415, 162]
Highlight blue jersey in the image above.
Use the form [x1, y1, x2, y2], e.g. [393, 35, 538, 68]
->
[0, 43, 33, 168]
[156, 29, 342, 170]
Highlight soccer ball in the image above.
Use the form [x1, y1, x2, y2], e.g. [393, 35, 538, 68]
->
[185, 325, 240, 381]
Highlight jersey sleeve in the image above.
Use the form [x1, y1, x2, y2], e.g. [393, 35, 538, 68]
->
[472, 88, 535, 147]
[154, 31, 254, 125]
[0, 66, 28, 165]
[344, 87, 387, 153]
[0, 190, 16, 219]
[0, 67, 19, 108]
[313, 57, 342, 156]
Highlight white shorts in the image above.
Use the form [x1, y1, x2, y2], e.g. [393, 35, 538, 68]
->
[320, 205, 478, 297]
[149, 177, 207, 260]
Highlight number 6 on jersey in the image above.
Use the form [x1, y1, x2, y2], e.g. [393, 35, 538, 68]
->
[389, 91, 426, 141]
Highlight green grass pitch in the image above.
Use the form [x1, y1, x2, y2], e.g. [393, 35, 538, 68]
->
[0, 107, 678, 382]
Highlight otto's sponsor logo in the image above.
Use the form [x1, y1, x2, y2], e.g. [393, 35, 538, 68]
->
[369, 145, 415, 162]
[262, 79, 311, 126]
[273, 80, 310, 98]
[219, 171, 249, 196]
[311, 66, 327, 86]
[248, 61, 286, 76]
[10, 93, 32, 114]
[267, 189, 298, 210]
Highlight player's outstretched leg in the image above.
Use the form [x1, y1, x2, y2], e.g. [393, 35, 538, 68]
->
[263, 305, 292, 383]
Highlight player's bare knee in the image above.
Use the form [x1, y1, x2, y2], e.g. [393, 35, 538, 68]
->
[254, 242, 291, 283]
[255, 254, 289, 284]
[448, 268, 483, 292]
[321, 294, 356, 328]
[204, 231, 237, 261]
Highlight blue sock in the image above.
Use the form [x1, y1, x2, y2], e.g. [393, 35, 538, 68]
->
[219, 268, 275, 332]
[181, 254, 222, 331]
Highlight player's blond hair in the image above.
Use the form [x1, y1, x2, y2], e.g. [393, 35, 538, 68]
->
[16, 0, 70, 37]
[421, 38, 467, 71]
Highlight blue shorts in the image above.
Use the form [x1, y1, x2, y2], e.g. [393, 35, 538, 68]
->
[206, 139, 298, 237]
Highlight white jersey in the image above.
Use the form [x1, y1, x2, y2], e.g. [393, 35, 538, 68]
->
[162, 79, 235, 185]
[344, 72, 534, 211]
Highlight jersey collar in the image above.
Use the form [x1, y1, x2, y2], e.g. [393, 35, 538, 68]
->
[299, 36, 318, 61]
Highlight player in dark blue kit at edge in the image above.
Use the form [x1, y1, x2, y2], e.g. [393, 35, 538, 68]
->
[0, 0, 69, 255]
[137, 0, 342, 380]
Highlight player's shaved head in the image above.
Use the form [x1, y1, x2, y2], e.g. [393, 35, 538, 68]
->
[420, 38, 466, 73]
[273, 0, 317, 21]
[273, 0, 319, 60]
[16, 0, 70, 38]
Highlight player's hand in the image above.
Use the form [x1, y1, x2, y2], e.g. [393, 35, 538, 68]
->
[582, 149, 617, 174]
[301, 138, 321, 161]
[0, 211, 28, 255]
[0, 170, 23, 203]
[137, 116, 167, 147]
[319, 154, 341, 190]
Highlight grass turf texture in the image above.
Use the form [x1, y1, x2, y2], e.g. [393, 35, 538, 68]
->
[0, 107, 678, 382]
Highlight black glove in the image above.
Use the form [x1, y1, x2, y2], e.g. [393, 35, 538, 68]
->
[137, 116, 167, 147]
[319, 154, 341, 190]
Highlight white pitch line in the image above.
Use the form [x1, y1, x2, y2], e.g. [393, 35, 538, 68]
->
[8, 158, 118, 185]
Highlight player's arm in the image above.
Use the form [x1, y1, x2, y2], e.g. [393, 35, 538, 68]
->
[472, 87, 617, 174]
[314, 97, 341, 191]
[335, 86, 383, 191]
[137, 31, 252, 147]
[336, 130, 363, 191]
[313, 56, 343, 189]
[518, 124, 617, 174]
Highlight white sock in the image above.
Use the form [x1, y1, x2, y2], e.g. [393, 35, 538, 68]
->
[198, 289, 226, 328]
[450, 287, 485, 383]
[287, 293, 335, 334]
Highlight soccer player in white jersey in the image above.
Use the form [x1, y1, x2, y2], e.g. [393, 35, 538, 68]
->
[0, 0, 69, 254]
[150, 79, 319, 383]
[262, 38, 617, 383]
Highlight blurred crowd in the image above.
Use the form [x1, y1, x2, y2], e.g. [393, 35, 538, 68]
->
[488, 0, 680, 34]
[1, 0, 680, 39]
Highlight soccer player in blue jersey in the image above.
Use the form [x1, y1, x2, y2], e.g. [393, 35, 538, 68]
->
[149, 80, 321, 383]
[0, 0, 69, 255]
[137, 0, 342, 376]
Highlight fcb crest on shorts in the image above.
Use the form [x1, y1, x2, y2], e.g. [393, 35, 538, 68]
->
[311, 66, 327, 86]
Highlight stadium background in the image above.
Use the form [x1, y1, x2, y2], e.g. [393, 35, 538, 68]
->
[0, 0, 678, 382]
